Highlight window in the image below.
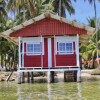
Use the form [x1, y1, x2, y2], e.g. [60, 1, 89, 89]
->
[27, 44, 34, 53]
[58, 42, 73, 54]
[26, 43, 41, 55]
[34, 44, 41, 53]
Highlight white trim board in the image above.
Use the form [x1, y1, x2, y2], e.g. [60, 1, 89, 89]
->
[48, 38, 52, 68]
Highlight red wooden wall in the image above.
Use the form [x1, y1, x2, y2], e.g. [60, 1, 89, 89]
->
[56, 54, 76, 66]
[24, 43, 41, 67]
[24, 38, 76, 67]
[24, 38, 48, 67]
[56, 41, 76, 66]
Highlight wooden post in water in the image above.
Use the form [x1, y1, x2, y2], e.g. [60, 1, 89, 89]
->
[27, 72, 30, 83]
[47, 71, 50, 83]
[77, 69, 81, 82]
[64, 71, 67, 82]
[50, 71, 54, 83]
[22, 72, 25, 83]
[74, 71, 77, 82]
[18, 72, 21, 84]
[31, 72, 34, 83]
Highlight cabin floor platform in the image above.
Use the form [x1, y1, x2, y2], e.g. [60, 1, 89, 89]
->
[18, 66, 80, 72]
[17, 67, 81, 84]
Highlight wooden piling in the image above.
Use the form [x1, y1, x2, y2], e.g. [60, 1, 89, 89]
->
[77, 69, 81, 82]
[27, 72, 30, 83]
[31, 72, 34, 83]
[50, 71, 54, 83]
[64, 71, 67, 82]
[47, 71, 50, 83]
[18, 72, 21, 84]
[22, 72, 25, 83]
[64, 71, 75, 82]
[74, 71, 77, 82]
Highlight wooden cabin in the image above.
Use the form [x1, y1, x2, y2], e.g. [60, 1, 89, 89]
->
[1, 13, 95, 83]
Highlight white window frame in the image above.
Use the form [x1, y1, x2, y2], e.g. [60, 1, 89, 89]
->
[57, 42, 74, 54]
[26, 42, 42, 55]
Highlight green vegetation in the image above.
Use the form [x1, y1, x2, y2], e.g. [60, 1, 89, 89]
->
[80, 18, 100, 68]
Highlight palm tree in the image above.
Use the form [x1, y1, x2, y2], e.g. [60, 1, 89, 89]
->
[80, 18, 100, 68]
[7, 0, 52, 22]
[0, 0, 7, 22]
[80, 38, 100, 68]
[7, 0, 35, 21]
[52, 0, 76, 17]
[36, 0, 55, 15]
[7, 0, 55, 25]
[84, 0, 100, 66]
[7, 0, 76, 19]
[0, 18, 18, 70]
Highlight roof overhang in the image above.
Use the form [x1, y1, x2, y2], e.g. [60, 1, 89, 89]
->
[0, 12, 96, 44]
[0, 33, 18, 45]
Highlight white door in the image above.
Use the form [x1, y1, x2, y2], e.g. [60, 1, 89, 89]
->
[48, 38, 52, 68]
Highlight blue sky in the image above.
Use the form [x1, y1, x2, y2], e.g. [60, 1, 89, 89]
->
[66, 0, 100, 24]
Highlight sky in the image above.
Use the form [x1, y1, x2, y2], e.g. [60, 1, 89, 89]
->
[66, 0, 100, 24]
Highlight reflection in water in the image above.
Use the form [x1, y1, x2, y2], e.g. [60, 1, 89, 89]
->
[77, 83, 82, 100]
[47, 83, 51, 100]
[0, 79, 100, 100]
[16, 81, 100, 100]
[17, 84, 32, 100]
[17, 85, 21, 100]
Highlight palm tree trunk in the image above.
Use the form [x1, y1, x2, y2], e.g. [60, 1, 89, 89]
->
[4, 54, 6, 70]
[94, 0, 99, 67]
[0, 54, 2, 67]
[29, 0, 35, 17]
[21, 0, 26, 21]
[59, 0, 61, 16]
[1, 54, 3, 68]
[13, 46, 16, 70]
[94, 0, 97, 54]
[92, 57, 95, 68]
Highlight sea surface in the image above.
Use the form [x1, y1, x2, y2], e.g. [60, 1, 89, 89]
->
[0, 77, 100, 100]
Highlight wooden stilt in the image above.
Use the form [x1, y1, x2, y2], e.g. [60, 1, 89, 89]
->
[64, 71, 66, 82]
[18, 72, 21, 84]
[50, 71, 54, 83]
[77, 69, 81, 82]
[47, 71, 50, 83]
[74, 71, 77, 82]
[31, 72, 34, 83]
[22, 72, 25, 83]
[65, 71, 75, 82]
[27, 72, 30, 83]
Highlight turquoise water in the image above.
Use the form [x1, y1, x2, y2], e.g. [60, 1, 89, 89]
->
[0, 80, 100, 100]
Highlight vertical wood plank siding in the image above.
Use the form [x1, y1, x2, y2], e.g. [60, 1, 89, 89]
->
[10, 18, 87, 37]
[56, 54, 76, 66]
[24, 38, 48, 67]
[24, 43, 41, 67]
[43, 38, 48, 67]
[51, 38, 54, 67]
[24, 38, 76, 67]
[56, 42, 76, 66]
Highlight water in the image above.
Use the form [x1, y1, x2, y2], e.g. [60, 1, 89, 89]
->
[0, 80, 100, 100]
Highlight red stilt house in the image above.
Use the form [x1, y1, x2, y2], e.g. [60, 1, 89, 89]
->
[1, 13, 95, 82]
